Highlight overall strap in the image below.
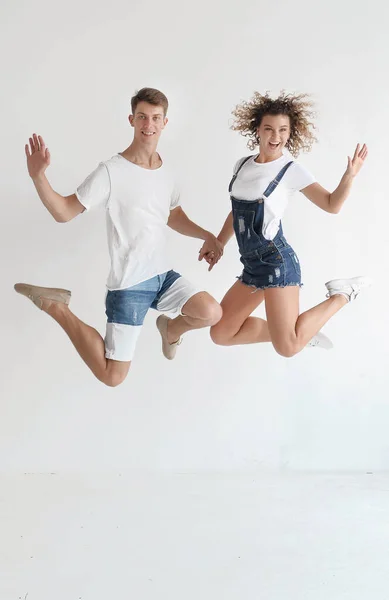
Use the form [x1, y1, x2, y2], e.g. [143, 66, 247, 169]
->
[262, 161, 294, 198]
[228, 155, 252, 193]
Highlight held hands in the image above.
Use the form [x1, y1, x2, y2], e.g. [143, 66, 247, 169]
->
[346, 143, 368, 178]
[25, 133, 50, 179]
[198, 234, 224, 272]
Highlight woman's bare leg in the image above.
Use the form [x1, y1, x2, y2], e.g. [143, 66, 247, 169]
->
[210, 280, 346, 355]
[264, 286, 346, 357]
[210, 280, 271, 345]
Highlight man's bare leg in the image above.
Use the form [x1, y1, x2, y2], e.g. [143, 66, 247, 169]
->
[40, 299, 130, 387]
[166, 292, 222, 343]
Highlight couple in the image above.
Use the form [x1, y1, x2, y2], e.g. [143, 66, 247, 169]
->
[15, 87, 370, 386]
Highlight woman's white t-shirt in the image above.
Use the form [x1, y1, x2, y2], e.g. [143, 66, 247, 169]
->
[231, 154, 316, 240]
[76, 154, 180, 290]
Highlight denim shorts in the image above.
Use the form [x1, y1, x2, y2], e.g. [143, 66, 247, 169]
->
[104, 270, 199, 362]
[238, 236, 302, 290]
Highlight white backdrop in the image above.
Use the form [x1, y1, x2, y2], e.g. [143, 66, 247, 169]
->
[1, 0, 388, 473]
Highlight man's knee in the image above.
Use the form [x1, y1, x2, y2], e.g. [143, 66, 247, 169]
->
[104, 373, 126, 387]
[206, 301, 223, 326]
[184, 295, 222, 326]
[102, 363, 131, 387]
[198, 299, 222, 326]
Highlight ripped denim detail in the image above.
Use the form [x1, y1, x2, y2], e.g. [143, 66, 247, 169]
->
[236, 274, 303, 292]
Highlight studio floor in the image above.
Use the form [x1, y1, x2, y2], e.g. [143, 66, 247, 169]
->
[1, 471, 388, 599]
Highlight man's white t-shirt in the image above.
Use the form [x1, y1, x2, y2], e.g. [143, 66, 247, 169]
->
[76, 154, 180, 290]
[231, 154, 316, 240]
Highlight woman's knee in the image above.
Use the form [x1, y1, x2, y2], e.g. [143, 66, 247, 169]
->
[272, 337, 299, 358]
[210, 322, 233, 346]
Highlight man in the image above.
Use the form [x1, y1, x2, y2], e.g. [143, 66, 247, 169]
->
[15, 87, 223, 387]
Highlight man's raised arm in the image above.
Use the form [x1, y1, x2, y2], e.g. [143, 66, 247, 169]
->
[25, 133, 85, 223]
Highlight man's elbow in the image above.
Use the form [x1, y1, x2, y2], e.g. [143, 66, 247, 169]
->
[167, 211, 181, 229]
[327, 195, 341, 214]
[55, 203, 85, 223]
[56, 194, 85, 222]
[328, 203, 341, 215]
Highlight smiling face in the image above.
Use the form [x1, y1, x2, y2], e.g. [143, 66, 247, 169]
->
[129, 101, 168, 146]
[256, 114, 291, 160]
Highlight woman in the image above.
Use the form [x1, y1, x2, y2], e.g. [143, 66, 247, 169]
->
[200, 91, 370, 356]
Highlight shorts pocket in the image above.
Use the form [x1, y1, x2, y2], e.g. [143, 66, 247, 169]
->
[288, 251, 301, 278]
[106, 289, 153, 325]
[257, 245, 283, 267]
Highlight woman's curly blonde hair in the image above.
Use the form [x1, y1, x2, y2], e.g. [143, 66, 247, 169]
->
[231, 91, 317, 157]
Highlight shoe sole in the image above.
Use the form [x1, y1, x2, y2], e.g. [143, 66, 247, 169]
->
[14, 283, 71, 307]
[308, 332, 334, 350]
[325, 276, 373, 290]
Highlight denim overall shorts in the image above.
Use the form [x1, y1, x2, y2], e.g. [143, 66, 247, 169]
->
[229, 156, 302, 290]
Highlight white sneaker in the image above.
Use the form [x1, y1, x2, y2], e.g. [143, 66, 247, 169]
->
[307, 331, 334, 350]
[325, 276, 372, 302]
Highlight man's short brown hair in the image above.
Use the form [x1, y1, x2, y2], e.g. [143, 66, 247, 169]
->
[131, 87, 169, 117]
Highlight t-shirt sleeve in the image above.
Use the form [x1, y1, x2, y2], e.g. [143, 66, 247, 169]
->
[170, 183, 181, 210]
[233, 156, 250, 174]
[233, 158, 241, 174]
[289, 162, 316, 192]
[75, 162, 111, 211]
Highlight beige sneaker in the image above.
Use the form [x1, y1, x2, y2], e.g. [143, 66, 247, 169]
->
[156, 314, 182, 360]
[14, 283, 71, 310]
